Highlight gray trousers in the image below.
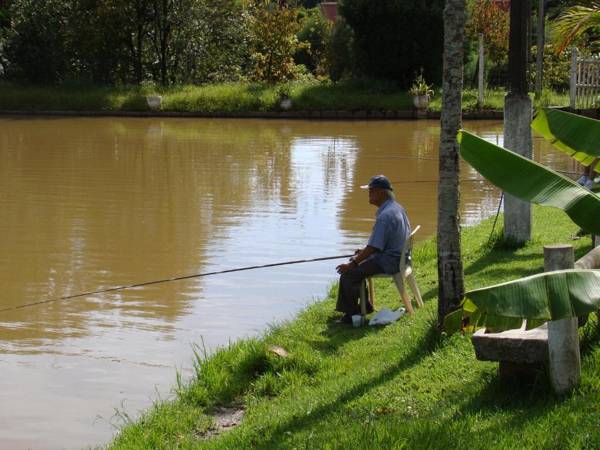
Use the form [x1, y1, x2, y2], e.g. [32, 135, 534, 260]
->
[336, 258, 384, 315]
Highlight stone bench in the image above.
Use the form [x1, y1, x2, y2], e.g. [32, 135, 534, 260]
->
[472, 323, 548, 380]
[472, 323, 548, 364]
[469, 244, 600, 390]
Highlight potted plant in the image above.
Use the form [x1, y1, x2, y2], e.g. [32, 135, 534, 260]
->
[276, 84, 293, 111]
[142, 80, 162, 110]
[409, 72, 434, 110]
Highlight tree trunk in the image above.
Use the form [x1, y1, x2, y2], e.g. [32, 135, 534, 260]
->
[437, 0, 466, 326]
[503, 0, 532, 245]
[478, 33, 484, 109]
[535, 0, 545, 98]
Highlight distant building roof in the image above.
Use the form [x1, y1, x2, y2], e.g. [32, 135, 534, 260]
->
[320, 2, 337, 22]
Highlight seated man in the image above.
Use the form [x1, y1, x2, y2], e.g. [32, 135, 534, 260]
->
[335, 175, 411, 324]
[577, 157, 600, 189]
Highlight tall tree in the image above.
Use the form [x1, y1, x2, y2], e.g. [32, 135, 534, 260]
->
[340, 0, 444, 86]
[437, 0, 466, 326]
[466, 0, 509, 108]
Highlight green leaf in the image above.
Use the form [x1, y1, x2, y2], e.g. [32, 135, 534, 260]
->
[531, 108, 600, 166]
[445, 269, 600, 333]
[458, 130, 600, 235]
[443, 308, 463, 334]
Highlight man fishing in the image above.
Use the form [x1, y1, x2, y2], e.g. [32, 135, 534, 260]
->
[335, 175, 411, 324]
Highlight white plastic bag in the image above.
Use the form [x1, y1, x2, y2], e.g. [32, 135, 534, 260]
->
[368, 308, 406, 326]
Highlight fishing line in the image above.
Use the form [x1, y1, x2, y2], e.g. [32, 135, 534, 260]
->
[387, 177, 490, 184]
[487, 192, 504, 246]
[0, 254, 354, 314]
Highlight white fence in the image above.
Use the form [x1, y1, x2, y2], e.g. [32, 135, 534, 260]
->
[570, 48, 600, 109]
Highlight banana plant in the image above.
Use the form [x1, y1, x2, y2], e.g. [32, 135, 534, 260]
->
[458, 130, 600, 235]
[531, 107, 600, 167]
[444, 269, 600, 333]
[448, 129, 600, 333]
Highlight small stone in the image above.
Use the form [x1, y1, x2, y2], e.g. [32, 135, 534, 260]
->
[267, 345, 289, 358]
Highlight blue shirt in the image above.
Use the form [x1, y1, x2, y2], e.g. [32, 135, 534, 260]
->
[367, 199, 411, 274]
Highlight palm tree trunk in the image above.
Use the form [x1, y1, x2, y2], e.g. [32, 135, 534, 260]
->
[437, 0, 466, 326]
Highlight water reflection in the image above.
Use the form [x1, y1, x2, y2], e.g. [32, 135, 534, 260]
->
[0, 117, 576, 449]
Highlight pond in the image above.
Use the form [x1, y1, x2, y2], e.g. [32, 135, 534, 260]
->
[0, 117, 576, 449]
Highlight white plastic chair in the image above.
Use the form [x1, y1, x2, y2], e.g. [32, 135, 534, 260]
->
[359, 225, 424, 316]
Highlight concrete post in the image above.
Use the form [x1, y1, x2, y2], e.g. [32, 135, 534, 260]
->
[594, 235, 600, 248]
[503, 94, 532, 244]
[504, 0, 532, 245]
[544, 244, 581, 395]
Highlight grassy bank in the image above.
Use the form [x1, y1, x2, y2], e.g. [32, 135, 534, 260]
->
[109, 206, 600, 449]
[0, 81, 568, 114]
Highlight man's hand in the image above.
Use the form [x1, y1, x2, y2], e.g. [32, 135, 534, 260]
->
[336, 263, 353, 274]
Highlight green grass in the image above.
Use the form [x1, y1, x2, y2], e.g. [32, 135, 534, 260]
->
[0, 81, 569, 114]
[0, 80, 412, 113]
[108, 206, 600, 449]
[428, 88, 570, 112]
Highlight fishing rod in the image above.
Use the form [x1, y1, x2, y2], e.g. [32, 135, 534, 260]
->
[389, 170, 581, 185]
[0, 253, 355, 314]
[388, 177, 490, 184]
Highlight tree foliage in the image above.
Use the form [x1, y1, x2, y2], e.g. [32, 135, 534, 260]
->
[248, 0, 306, 82]
[339, 0, 444, 86]
[552, 1, 600, 54]
[295, 7, 331, 77]
[466, 0, 509, 62]
[325, 17, 355, 81]
[3, 0, 250, 85]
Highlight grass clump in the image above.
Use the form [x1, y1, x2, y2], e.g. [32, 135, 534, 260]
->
[108, 206, 600, 449]
[428, 88, 570, 112]
[0, 80, 412, 113]
[0, 81, 571, 114]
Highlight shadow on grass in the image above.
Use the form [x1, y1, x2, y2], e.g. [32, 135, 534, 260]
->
[292, 80, 412, 111]
[309, 316, 387, 355]
[256, 323, 443, 448]
[464, 249, 542, 277]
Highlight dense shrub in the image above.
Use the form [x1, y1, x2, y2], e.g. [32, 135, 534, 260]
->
[295, 7, 332, 77]
[530, 45, 571, 91]
[339, 0, 444, 86]
[5, 0, 72, 83]
[325, 18, 355, 81]
[3, 0, 251, 85]
[248, 0, 306, 82]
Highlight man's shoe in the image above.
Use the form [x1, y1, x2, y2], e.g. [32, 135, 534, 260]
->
[335, 314, 353, 324]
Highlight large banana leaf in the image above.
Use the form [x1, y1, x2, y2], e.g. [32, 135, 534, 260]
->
[531, 108, 600, 167]
[458, 130, 600, 235]
[444, 269, 600, 333]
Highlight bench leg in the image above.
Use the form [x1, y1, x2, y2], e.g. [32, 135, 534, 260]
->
[499, 361, 544, 384]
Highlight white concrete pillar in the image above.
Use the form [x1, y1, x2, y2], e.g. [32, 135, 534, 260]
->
[544, 244, 581, 395]
[503, 94, 532, 244]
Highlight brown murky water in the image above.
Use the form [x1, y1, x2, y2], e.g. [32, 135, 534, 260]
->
[0, 117, 576, 449]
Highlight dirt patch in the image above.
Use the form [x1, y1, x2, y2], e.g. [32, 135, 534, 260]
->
[201, 405, 245, 439]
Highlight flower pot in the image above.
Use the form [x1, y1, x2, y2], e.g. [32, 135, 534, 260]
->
[279, 98, 293, 111]
[413, 94, 429, 110]
[146, 95, 162, 110]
